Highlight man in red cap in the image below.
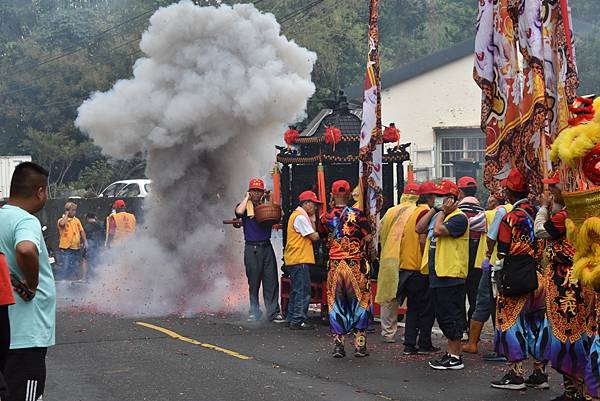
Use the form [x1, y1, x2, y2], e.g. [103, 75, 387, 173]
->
[377, 182, 421, 343]
[490, 168, 548, 390]
[416, 179, 469, 370]
[533, 171, 593, 400]
[456, 176, 486, 341]
[394, 181, 439, 355]
[319, 180, 372, 358]
[235, 178, 285, 323]
[106, 199, 137, 248]
[283, 191, 322, 330]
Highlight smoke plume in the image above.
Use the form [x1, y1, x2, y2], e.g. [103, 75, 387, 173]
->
[74, 1, 316, 316]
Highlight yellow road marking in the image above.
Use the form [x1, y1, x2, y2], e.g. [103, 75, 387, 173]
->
[135, 321, 252, 360]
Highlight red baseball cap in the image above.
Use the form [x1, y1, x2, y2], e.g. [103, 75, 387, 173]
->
[298, 190, 323, 204]
[403, 182, 420, 195]
[457, 176, 477, 189]
[113, 199, 126, 209]
[248, 178, 265, 191]
[418, 181, 436, 195]
[501, 168, 528, 192]
[542, 170, 561, 185]
[432, 180, 460, 198]
[332, 180, 351, 195]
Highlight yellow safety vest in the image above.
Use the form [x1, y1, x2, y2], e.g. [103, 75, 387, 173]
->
[399, 204, 429, 272]
[284, 210, 315, 266]
[106, 212, 137, 245]
[474, 204, 513, 266]
[420, 209, 470, 279]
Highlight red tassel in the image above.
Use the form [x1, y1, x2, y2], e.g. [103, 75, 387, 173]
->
[324, 126, 342, 151]
[284, 128, 300, 150]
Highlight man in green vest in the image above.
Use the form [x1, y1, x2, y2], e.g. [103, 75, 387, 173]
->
[416, 180, 469, 370]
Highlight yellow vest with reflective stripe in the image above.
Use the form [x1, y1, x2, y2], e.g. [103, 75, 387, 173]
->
[284, 210, 315, 266]
[400, 204, 429, 271]
[420, 209, 470, 279]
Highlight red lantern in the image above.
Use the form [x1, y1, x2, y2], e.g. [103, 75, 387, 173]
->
[283, 128, 300, 150]
[383, 123, 400, 144]
[324, 126, 342, 151]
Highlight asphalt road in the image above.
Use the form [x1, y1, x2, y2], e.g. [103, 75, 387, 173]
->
[45, 309, 565, 401]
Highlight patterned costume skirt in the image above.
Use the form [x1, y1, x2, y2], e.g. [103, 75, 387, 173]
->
[495, 272, 547, 362]
[585, 300, 600, 398]
[544, 264, 596, 380]
[327, 258, 372, 335]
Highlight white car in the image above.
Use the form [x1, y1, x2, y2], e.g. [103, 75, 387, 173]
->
[99, 179, 152, 198]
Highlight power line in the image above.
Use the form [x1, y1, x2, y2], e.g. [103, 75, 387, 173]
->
[0, 8, 154, 80]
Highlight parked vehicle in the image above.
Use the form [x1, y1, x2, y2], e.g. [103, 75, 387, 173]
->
[99, 179, 152, 198]
[0, 155, 32, 200]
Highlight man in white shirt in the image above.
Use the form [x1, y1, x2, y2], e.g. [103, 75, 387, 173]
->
[283, 191, 322, 330]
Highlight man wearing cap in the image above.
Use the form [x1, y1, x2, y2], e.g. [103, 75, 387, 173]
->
[283, 191, 322, 330]
[376, 182, 420, 343]
[235, 178, 284, 323]
[57, 201, 87, 280]
[490, 168, 548, 390]
[397, 181, 439, 355]
[106, 199, 137, 247]
[319, 180, 372, 358]
[456, 176, 486, 336]
[534, 171, 594, 400]
[416, 179, 469, 370]
[463, 193, 513, 359]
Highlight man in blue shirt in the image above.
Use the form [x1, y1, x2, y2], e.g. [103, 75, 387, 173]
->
[0, 162, 55, 401]
[235, 178, 284, 323]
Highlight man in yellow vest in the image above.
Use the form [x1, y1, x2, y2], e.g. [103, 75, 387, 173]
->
[398, 181, 439, 355]
[106, 199, 137, 247]
[416, 180, 469, 370]
[57, 201, 87, 280]
[283, 190, 322, 330]
[377, 182, 420, 343]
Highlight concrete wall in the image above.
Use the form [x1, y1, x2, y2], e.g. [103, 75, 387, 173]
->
[380, 55, 482, 177]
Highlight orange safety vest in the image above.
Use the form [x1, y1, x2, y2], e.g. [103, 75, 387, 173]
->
[106, 212, 137, 245]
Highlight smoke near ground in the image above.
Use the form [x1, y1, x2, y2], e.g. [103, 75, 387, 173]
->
[74, 1, 316, 316]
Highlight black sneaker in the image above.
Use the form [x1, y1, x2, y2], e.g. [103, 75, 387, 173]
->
[332, 344, 346, 358]
[270, 314, 286, 323]
[354, 346, 369, 358]
[418, 346, 441, 355]
[491, 371, 526, 390]
[289, 322, 315, 330]
[428, 353, 464, 370]
[524, 371, 549, 389]
[403, 345, 419, 355]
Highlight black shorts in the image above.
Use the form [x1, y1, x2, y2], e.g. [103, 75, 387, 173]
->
[3, 347, 47, 401]
[433, 284, 466, 341]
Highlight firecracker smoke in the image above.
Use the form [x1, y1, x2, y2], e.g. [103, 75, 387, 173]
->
[73, 1, 316, 316]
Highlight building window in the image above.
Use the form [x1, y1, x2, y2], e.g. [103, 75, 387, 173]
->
[436, 128, 485, 178]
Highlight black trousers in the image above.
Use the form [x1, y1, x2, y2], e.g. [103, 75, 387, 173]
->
[465, 265, 482, 326]
[400, 271, 435, 348]
[4, 347, 47, 401]
[0, 306, 9, 400]
[244, 242, 280, 319]
[433, 284, 467, 341]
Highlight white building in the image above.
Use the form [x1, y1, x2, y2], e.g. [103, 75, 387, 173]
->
[345, 18, 594, 182]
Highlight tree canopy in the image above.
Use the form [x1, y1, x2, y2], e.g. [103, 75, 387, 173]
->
[0, 0, 598, 195]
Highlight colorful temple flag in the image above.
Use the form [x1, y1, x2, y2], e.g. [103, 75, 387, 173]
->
[358, 0, 383, 253]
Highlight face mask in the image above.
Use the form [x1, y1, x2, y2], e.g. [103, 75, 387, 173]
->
[434, 197, 445, 209]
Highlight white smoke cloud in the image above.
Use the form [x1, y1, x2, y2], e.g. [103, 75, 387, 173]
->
[73, 1, 316, 316]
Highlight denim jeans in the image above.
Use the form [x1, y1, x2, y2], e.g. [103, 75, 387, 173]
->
[286, 264, 312, 325]
[58, 249, 81, 280]
[471, 268, 496, 324]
